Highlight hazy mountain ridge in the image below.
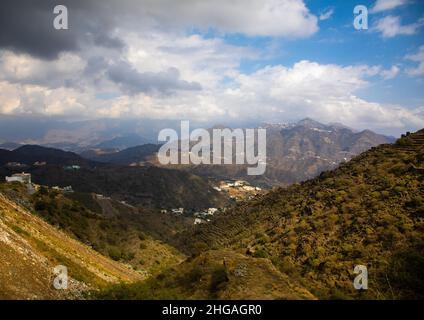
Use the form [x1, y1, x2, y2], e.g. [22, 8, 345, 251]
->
[81, 144, 161, 165]
[167, 119, 396, 186]
[76, 119, 394, 187]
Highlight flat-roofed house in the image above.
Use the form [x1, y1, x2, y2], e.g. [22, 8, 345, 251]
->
[5, 172, 31, 184]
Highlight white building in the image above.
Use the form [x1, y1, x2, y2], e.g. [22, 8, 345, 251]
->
[194, 218, 205, 225]
[171, 208, 184, 215]
[207, 208, 218, 215]
[234, 180, 246, 187]
[5, 172, 31, 184]
[63, 186, 74, 193]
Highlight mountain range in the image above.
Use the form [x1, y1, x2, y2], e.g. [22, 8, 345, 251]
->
[80, 118, 394, 186]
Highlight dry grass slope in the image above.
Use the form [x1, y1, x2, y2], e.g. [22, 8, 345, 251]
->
[0, 194, 144, 299]
[98, 249, 316, 300]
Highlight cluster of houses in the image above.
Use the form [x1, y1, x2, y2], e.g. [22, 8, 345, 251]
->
[52, 185, 74, 193]
[216, 179, 262, 201]
[159, 207, 220, 225]
[220, 179, 261, 191]
[193, 207, 219, 224]
[161, 208, 184, 215]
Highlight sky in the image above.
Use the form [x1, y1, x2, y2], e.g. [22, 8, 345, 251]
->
[0, 0, 424, 136]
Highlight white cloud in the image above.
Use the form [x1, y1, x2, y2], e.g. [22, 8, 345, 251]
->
[381, 65, 400, 79]
[221, 61, 422, 131]
[319, 8, 334, 21]
[0, 81, 20, 114]
[405, 45, 424, 75]
[374, 15, 424, 38]
[122, 32, 256, 90]
[370, 0, 408, 13]
[0, 51, 86, 88]
[0, 25, 422, 135]
[128, 0, 319, 38]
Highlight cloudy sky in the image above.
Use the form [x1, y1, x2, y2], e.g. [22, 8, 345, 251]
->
[0, 0, 424, 135]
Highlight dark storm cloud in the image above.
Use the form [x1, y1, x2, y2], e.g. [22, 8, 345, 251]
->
[107, 61, 202, 95]
[0, 0, 123, 60]
[92, 33, 124, 49]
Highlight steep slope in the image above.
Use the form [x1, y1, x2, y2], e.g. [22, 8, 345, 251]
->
[260, 119, 394, 185]
[98, 249, 315, 300]
[0, 182, 186, 276]
[0, 193, 143, 299]
[170, 129, 424, 299]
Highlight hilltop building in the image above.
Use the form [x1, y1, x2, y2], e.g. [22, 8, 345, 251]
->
[5, 172, 31, 184]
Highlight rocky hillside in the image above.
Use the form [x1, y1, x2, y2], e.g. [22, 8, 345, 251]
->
[0, 192, 143, 299]
[192, 119, 394, 186]
[258, 118, 394, 185]
[98, 249, 315, 300]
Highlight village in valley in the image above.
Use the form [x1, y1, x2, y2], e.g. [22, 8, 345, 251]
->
[160, 179, 264, 225]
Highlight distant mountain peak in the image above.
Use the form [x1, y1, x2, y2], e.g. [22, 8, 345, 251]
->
[327, 122, 356, 131]
[295, 118, 327, 129]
